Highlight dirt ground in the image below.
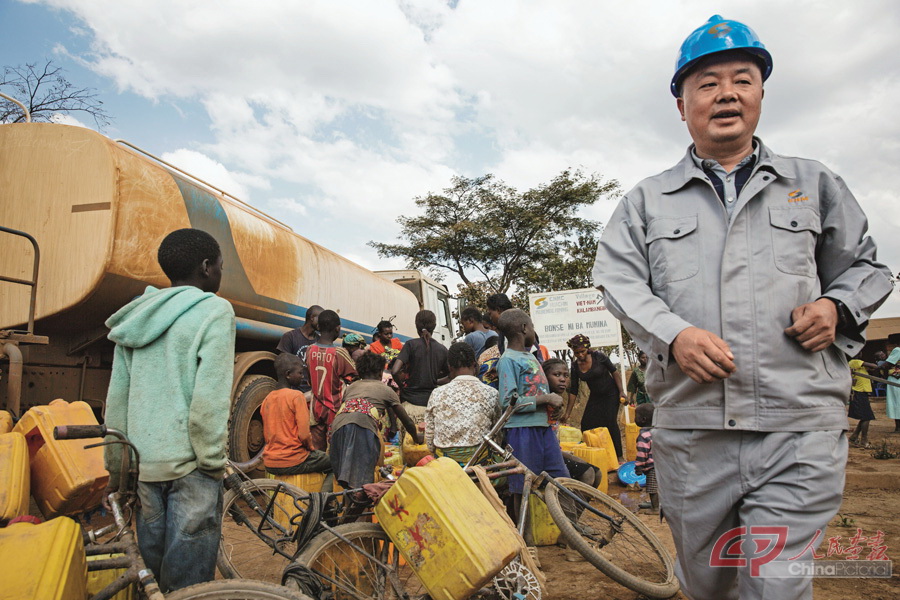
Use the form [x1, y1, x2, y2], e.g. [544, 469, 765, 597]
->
[542, 397, 900, 599]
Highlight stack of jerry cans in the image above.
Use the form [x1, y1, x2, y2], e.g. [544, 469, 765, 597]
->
[375, 457, 519, 600]
[13, 399, 109, 518]
[0, 431, 30, 523]
[582, 427, 618, 472]
[0, 516, 88, 600]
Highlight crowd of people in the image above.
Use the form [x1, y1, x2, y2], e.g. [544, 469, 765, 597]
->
[269, 292, 621, 497]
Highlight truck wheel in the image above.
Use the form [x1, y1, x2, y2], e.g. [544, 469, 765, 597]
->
[229, 374, 275, 469]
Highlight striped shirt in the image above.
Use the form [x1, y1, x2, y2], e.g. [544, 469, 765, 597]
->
[635, 427, 653, 474]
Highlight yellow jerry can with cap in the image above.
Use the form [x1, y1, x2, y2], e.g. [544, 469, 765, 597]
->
[524, 494, 560, 546]
[0, 431, 30, 523]
[13, 399, 109, 518]
[0, 516, 87, 600]
[0, 410, 13, 434]
[86, 554, 134, 600]
[571, 445, 609, 494]
[582, 427, 618, 472]
[625, 422, 640, 462]
[375, 457, 518, 600]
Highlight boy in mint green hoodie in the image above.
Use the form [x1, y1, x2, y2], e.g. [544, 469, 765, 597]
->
[104, 228, 235, 592]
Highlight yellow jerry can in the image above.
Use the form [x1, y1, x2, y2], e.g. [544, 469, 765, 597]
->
[375, 457, 519, 600]
[557, 425, 582, 444]
[524, 494, 560, 546]
[13, 399, 109, 518]
[582, 427, 618, 472]
[559, 441, 582, 453]
[265, 470, 327, 493]
[400, 432, 431, 467]
[86, 554, 134, 600]
[264, 471, 331, 529]
[0, 410, 13, 434]
[571, 445, 609, 494]
[0, 431, 30, 523]
[0, 516, 88, 600]
[625, 422, 640, 463]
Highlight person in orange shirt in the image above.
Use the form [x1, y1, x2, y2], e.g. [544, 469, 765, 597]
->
[369, 320, 403, 357]
[260, 353, 334, 491]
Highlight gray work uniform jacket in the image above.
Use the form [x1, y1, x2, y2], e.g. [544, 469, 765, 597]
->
[593, 140, 893, 431]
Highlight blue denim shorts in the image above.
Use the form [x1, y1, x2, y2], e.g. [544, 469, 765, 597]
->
[505, 426, 568, 493]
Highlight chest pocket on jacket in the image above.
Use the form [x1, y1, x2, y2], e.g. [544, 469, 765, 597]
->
[769, 207, 821, 277]
[646, 215, 699, 286]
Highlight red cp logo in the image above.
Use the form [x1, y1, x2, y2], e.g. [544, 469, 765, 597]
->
[710, 526, 788, 576]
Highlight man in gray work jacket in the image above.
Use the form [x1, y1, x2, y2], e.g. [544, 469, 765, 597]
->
[593, 15, 893, 600]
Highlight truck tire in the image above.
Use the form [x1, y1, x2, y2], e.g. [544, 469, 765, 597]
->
[229, 374, 275, 467]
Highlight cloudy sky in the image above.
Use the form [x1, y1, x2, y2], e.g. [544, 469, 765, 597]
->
[3, 0, 899, 318]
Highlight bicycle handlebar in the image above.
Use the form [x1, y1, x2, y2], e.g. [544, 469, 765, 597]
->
[54, 424, 108, 440]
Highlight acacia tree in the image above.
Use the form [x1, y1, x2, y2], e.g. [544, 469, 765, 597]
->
[0, 60, 110, 127]
[370, 169, 620, 298]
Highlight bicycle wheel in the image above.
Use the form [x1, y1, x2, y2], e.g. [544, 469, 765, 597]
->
[292, 522, 428, 600]
[166, 579, 313, 599]
[544, 477, 678, 599]
[217, 478, 309, 582]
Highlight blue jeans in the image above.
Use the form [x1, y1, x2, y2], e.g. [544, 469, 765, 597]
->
[136, 470, 223, 592]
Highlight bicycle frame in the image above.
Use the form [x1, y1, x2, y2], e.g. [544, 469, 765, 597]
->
[54, 425, 166, 600]
[463, 398, 625, 542]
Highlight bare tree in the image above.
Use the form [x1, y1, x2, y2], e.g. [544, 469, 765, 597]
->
[0, 60, 110, 127]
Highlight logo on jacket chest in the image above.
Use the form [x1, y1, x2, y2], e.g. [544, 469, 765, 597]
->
[787, 189, 809, 203]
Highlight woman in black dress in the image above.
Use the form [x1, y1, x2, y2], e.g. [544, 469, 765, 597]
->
[566, 334, 626, 460]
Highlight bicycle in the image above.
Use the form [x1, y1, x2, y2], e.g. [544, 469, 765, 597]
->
[52, 423, 312, 600]
[461, 401, 680, 599]
[217, 456, 525, 600]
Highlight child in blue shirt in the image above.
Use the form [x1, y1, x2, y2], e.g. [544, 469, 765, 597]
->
[496, 309, 568, 502]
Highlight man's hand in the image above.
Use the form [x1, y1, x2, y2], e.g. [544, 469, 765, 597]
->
[784, 298, 837, 352]
[671, 327, 736, 384]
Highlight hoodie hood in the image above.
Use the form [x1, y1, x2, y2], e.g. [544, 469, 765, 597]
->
[106, 286, 218, 349]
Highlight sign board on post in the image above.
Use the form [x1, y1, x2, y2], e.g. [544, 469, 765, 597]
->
[527, 288, 621, 352]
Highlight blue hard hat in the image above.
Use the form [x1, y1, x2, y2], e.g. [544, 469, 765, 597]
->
[671, 15, 772, 97]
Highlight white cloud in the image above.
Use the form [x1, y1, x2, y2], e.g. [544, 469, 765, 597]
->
[159, 148, 259, 200]
[269, 197, 307, 217]
[27, 0, 900, 316]
[49, 112, 89, 128]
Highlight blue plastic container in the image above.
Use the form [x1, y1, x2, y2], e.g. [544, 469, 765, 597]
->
[617, 461, 646, 487]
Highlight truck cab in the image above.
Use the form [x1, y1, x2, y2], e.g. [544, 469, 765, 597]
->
[374, 270, 456, 345]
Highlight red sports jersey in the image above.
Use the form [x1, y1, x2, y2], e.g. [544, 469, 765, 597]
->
[306, 344, 357, 425]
